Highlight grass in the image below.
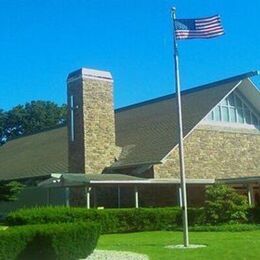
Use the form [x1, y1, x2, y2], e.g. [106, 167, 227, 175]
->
[97, 230, 260, 259]
[0, 226, 8, 230]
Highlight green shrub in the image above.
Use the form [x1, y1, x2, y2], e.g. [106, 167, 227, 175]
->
[175, 223, 260, 232]
[0, 226, 33, 260]
[0, 222, 100, 260]
[204, 184, 249, 224]
[176, 208, 205, 226]
[6, 207, 182, 233]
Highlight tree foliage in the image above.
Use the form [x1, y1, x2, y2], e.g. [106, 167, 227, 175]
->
[0, 101, 66, 144]
[0, 181, 24, 202]
[205, 184, 249, 224]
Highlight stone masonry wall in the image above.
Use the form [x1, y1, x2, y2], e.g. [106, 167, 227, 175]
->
[82, 78, 120, 173]
[154, 125, 260, 179]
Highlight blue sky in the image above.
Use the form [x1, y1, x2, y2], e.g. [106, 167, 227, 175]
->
[0, 0, 259, 110]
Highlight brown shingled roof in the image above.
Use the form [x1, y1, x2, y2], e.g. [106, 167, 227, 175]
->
[0, 72, 258, 180]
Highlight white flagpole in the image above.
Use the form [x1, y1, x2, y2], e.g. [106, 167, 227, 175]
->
[171, 7, 189, 247]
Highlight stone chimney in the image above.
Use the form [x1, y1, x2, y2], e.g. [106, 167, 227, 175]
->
[67, 68, 119, 173]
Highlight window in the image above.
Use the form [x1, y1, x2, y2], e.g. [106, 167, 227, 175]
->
[204, 91, 260, 128]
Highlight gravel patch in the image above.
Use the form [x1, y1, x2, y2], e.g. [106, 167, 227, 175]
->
[166, 244, 207, 249]
[84, 249, 149, 260]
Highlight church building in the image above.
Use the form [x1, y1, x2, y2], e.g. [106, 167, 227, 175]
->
[0, 68, 259, 210]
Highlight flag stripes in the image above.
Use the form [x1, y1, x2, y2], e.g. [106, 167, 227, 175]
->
[174, 15, 224, 40]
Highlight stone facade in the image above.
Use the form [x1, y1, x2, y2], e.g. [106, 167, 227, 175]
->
[154, 124, 260, 179]
[67, 68, 120, 174]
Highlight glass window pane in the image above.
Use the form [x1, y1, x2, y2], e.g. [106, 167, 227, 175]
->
[228, 94, 235, 107]
[207, 111, 214, 121]
[237, 108, 244, 123]
[214, 106, 221, 121]
[229, 107, 236, 122]
[221, 98, 228, 106]
[235, 95, 242, 108]
[244, 109, 251, 124]
[222, 107, 229, 122]
[252, 114, 258, 125]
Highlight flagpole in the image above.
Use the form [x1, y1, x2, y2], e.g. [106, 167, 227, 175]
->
[171, 7, 189, 247]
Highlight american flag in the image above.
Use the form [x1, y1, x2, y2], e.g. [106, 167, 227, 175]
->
[174, 15, 224, 40]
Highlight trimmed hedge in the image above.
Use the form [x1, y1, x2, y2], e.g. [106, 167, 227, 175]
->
[6, 207, 183, 233]
[176, 208, 205, 226]
[0, 222, 100, 260]
[6, 206, 260, 234]
[176, 224, 260, 232]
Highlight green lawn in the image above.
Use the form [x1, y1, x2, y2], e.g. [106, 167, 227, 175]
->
[0, 226, 7, 231]
[97, 231, 260, 260]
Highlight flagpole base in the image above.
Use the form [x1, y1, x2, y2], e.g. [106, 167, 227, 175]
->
[165, 244, 207, 249]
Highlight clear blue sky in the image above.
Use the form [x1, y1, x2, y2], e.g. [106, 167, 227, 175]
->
[0, 0, 259, 111]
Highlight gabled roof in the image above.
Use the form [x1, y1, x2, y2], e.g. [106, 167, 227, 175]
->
[0, 127, 68, 181]
[112, 71, 259, 168]
[0, 71, 259, 180]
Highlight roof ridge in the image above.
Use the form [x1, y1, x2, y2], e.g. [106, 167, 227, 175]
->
[115, 71, 259, 113]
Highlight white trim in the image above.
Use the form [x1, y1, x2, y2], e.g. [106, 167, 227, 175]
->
[241, 78, 260, 113]
[89, 178, 215, 185]
[67, 75, 113, 83]
[161, 80, 243, 163]
[248, 78, 260, 93]
[67, 68, 113, 83]
[81, 68, 112, 79]
[149, 178, 215, 184]
[217, 176, 260, 184]
[51, 173, 62, 178]
[90, 180, 152, 184]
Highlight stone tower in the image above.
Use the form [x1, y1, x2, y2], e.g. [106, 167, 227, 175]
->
[67, 68, 119, 173]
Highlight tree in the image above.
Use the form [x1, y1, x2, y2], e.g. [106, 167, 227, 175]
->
[204, 184, 248, 224]
[0, 109, 8, 145]
[23, 101, 66, 134]
[0, 101, 67, 145]
[5, 105, 26, 138]
[0, 181, 24, 202]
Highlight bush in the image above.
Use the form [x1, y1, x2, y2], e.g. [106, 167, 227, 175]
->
[0, 226, 32, 260]
[176, 208, 205, 226]
[6, 207, 182, 233]
[0, 222, 100, 260]
[204, 184, 249, 224]
[176, 224, 260, 232]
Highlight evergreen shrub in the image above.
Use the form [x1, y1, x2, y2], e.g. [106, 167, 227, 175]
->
[176, 207, 205, 226]
[0, 222, 100, 260]
[204, 184, 249, 224]
[186, 223, 260, 232]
